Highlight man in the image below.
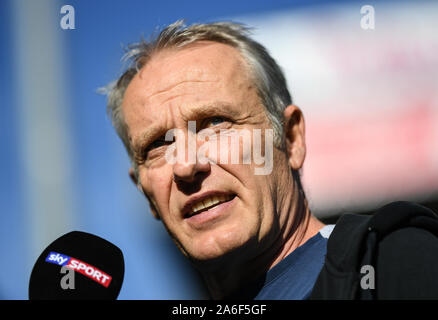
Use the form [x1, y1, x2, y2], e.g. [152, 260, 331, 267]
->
[104, 20, 438, 299]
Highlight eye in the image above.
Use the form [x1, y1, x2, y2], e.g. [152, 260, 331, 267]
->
[205, 116, 227, 127]
[143, 137, 169, 157]
[149, 139, 167, 149]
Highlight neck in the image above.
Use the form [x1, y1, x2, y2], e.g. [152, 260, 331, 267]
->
[199, 184, 325, 299]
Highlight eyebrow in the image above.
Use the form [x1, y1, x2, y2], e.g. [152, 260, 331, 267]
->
[132, 101, 238, 153]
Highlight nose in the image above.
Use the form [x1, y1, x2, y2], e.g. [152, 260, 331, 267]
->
[173, 161, 210, 183]
[172, 131, 211, 184]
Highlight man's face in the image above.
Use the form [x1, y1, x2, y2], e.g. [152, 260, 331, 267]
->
[122, 41, 291, 264]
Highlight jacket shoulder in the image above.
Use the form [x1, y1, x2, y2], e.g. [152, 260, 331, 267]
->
[375, 226, 438, 299]
[310, 201, 438, 299]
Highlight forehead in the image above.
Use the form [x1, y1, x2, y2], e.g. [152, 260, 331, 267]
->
[124, 41, 251, 103]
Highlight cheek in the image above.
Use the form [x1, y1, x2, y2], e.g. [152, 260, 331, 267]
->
[141, 168, 173, 214]
[220, 161, 269, 217]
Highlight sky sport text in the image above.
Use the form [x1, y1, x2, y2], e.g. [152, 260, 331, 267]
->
[45, 251, 112, 287]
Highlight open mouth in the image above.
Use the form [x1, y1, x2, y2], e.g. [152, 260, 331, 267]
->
[184, 194, 236, 218]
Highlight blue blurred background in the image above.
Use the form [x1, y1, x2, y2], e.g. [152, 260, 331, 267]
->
[1, 0, 437, 299]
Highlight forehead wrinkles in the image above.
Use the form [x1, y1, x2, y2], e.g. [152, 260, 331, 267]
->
[138, 42, 253, 104]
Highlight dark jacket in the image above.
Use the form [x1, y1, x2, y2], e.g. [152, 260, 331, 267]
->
[309, 201, 438, 299]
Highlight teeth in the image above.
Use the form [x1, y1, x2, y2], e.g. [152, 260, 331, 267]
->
[188, 194, 233, 217]
[203, 198, 213, 208]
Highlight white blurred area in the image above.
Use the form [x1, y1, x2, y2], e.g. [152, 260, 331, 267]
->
[233, 1, 438, 216]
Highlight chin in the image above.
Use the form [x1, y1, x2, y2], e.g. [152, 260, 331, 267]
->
[184, 227, 256, 266]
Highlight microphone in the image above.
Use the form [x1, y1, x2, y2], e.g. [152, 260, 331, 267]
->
[29, 231, 124, 300]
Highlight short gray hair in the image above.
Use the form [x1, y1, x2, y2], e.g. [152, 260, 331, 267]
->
[104, 20, 293, 174]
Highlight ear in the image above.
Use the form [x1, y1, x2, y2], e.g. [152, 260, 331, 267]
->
[283, 105, 306, 170]
[128, 167, 161, 220]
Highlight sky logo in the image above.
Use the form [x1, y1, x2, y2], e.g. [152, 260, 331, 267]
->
[46, 252, 71, 266]
[45, 251, 112, 287]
